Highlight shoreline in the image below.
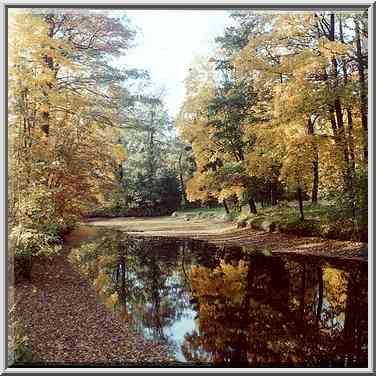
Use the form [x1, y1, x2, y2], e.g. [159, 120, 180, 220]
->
[72, 216, 367, 261]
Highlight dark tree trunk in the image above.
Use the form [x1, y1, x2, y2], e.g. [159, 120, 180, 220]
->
[311, 160, 319, 204]
[346, 109, 356, 173]
[40, 14, 58, 137]
[223, 199, 230, 214]
[339, 15, 356, 175]
[297, 187, 304, 221]
[329, 13, 356, 216]
[270, 180, 278, 206]
[248, 198, 257, 214]
[307, 118, 319, 203]
[178, 152, 187, 207]
[355, 19, 368, 160]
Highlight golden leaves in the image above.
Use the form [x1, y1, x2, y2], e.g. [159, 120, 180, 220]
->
[94, 270, 108, 292]
[323, 267, 349, 315]
[190, 259, 248, 307]
[9, 10, 127, 231]
[112, 144, 127, 164]
[105, 292, 119, 310]
[280, 134, 316, 189]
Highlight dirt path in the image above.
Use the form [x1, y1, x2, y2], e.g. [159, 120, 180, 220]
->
[85, 216, 367, 260]
[14, 249, 174, 365]
[86, 215, 235, 234]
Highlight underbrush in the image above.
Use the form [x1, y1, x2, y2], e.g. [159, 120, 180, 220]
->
[8, 289, 32, 365]
[9, 225, 62, 281]
[232, 203, 367, 242]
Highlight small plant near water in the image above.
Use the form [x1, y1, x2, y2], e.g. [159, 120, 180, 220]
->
[8, 290, 31, 365]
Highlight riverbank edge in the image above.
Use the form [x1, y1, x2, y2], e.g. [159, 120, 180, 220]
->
[12, 245, 176, 366]
[80, 219, 367, 262]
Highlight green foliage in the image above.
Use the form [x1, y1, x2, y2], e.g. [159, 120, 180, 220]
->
[9, 225, 61, 258]
[10, 224, 62, 279]
[15, 186, 77, 237]
[119, 93, 182, 216]
[246, 203, 367, 241]
[227, 210, 241, 222]
[279, 218, 321, 237]
[123, 168, 181, 216]
[8, 304, 31, 365]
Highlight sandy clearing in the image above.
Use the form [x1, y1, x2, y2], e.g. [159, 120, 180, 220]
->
[85, 215, 236, 235]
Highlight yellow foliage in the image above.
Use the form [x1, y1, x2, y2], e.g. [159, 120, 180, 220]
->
[323, 267, 349, 316]
[109, 292, 119, 306]
[94, 271, 108, 292]
[8, 11, 128, 229]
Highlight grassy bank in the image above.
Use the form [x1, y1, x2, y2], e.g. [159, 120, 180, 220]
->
[236, 203, 367, 242]
[177, 203, 367, 242]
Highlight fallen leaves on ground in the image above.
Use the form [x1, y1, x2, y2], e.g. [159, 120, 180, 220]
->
[14, 250, 175, 365]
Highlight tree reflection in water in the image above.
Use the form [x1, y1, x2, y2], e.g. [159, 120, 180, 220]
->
[183, 249, 367, 367]
[69, 230, 367, 367]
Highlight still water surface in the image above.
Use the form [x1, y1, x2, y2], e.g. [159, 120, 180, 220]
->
[68, 229, 368, 367]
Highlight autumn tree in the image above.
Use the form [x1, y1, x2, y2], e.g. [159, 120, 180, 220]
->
[8, 9, 135, 271]
[180, 11, 368, 221]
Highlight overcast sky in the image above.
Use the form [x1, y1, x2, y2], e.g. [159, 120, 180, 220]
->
[119, 10, 232, 117]
[10, 8, 232, 118]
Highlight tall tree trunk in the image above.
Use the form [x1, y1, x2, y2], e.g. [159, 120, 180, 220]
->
[270, 179, 278, 206]
[307, 117, 319, 203]
[41, 14, 58, 137]
[239, 150, 258, 213]
[311, 160, 319, 204]
[329, 13, 356, 215]
[178, 152, 187, 207]
[297, 187, 304, 221]
[354, 18, 368, 161]
[248, 198, 257, 214]
[339, 15, 356, 174]
[346, 109, 356, 175]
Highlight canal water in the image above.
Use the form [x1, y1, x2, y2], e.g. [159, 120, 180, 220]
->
[68, 228, 368, 367]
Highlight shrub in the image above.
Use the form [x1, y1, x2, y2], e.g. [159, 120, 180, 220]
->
[319, 219, 367, 242]
[8, 303, 31, 365]
[279, 219, 320, 237]
[10, 225, 61, 279]
[228, 210, 240, 221]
